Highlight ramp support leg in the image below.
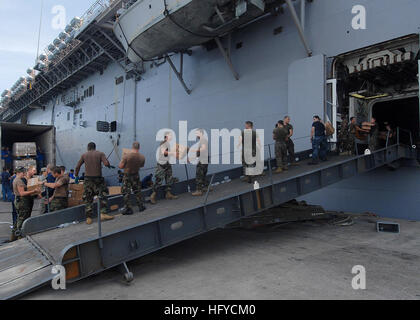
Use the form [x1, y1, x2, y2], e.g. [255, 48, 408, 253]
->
[118, 262, 134, 283]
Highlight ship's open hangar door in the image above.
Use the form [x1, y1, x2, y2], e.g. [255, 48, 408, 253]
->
[371, 96, 419, 145]
[332, 34, 420, 147]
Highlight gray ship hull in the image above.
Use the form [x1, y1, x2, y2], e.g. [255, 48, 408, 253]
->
[6, 0, 420, 219]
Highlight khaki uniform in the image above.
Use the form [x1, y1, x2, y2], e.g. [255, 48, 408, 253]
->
[50, 175, 69, 212]
[273, 127, 288, 169]
[120, 152, 146, 210]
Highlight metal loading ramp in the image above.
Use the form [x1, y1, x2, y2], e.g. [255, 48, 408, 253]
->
[1, 144, 417, 299]
[0, 238, 53, 300]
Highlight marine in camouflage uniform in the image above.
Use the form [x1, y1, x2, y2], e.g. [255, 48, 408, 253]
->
[348, 123, 357, 154]
[369, 118, 379, 151]
[119, 143, 146, 214]
[122, 173, 144, 211]
[11, 167, 37, 240]
[192, 131, 209, 196]
[338, 119, 350, 153]
[283, 117, 297, 165]
[83, 177, 109, 218]
[44, 167, 69, 213]
[273, 122, 289, 172]
[14, 196, 34, 237]
[75, 142, 114, 224]
[195, 163, 209, 192]
[153, 163, 177, 192]
[50, 197, 68, 212]
[150, 134, 179, 204]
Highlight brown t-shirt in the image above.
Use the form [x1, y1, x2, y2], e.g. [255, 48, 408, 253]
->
[75, 150, 108, 177]
[54, 175, 69, 198]
[13, 177, 26, 196]
[121, 152, 145, 174]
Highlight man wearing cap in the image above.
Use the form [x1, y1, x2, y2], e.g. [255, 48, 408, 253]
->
[10, 167, 41, 241]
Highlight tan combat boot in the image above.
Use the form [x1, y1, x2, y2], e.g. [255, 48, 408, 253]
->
[192, 190, 203, 197]
[9, 232, 17, 242]
[274, 167, 283, 174]
[166, 191, 179, 200]
[100, 213, 114, 221]
[86, 217, 93, 225]
[150, 192, 157, 205]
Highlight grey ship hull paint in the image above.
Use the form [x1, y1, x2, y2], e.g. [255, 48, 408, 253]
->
[21, 0, 420, 219]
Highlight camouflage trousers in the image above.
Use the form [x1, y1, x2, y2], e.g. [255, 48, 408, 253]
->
[13, 196, 34, 236]
[286, 139, 296, 163]
[83, 177, 109, 218]
[50, 197, 68, 212]
[196, 162, 209, 192]
[348, 134, 356, 154]
[369, 135, 378, 151]
[153, 163, 175, 192]
[122, 173, 144, 209]
[275, 141, 287, 169]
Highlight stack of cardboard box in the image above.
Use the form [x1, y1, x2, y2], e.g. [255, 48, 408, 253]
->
[68, 184, 84, 207]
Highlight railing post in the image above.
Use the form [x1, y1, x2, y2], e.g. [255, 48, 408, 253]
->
[97, 196, 103, 249]
[203, 174, 215, 206]
[267, 144, 274, 186]
[184, 164, 190, 193]
[267, 144, 275, 204]
[45, 187, 50, 214]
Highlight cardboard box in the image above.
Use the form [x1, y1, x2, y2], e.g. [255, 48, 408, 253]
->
[69, 184, 84, 192]
[108, 186, 122, 195]
[325, 122, 335, 136]
[27, 177, 43, 192]
[13, 159, 37, 171]
[68, 184, 84, 207]
[172, 144, 188, 160]
[68, 198, 84, 208]
[13, 142, 37, 157]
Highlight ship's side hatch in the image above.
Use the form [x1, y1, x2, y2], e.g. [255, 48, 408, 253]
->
[372, 97, 419, 146]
